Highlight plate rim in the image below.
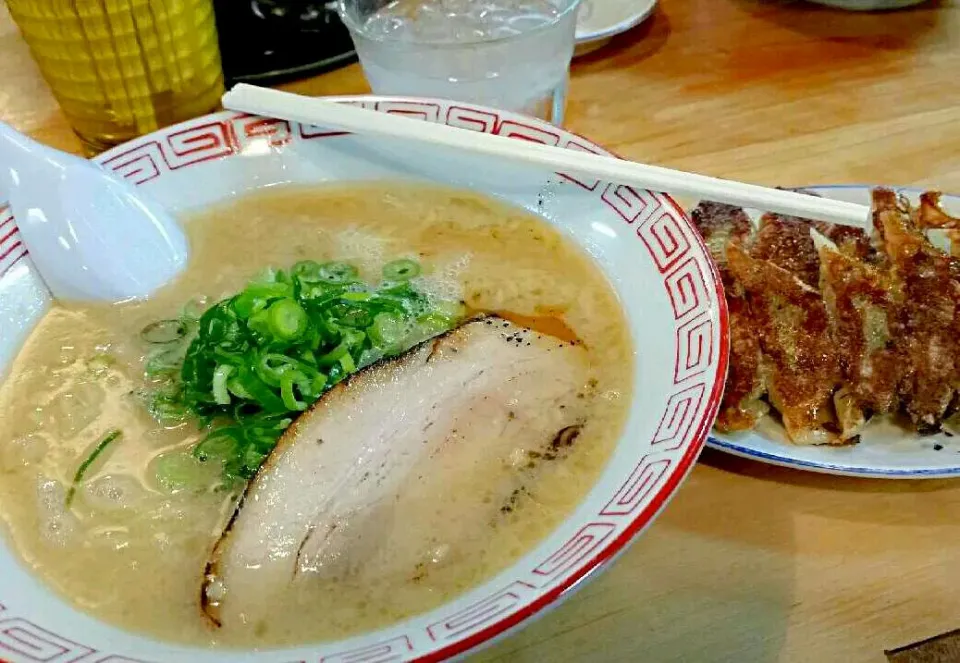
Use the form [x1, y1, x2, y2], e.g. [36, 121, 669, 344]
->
[705, 182, 960, 480]
[575, 0, 657, 44]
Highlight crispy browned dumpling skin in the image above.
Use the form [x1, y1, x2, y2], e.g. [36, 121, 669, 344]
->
[749, 189, 871, 288]
[717, 295, 769, 432]
[697, 188, 960, 442]
[872, 188, 960, 433]
[819, 221, 874, 262]
[917, 191, 960, 229]
[751, 213, 822, 288]
[691, 201, 753, 276]
[916, 191, 960, 259]
[753, 211, 872, 288]
[817, 237, 903, 418]
[727, 243, 842, 445]
[691, 202, 767, 432]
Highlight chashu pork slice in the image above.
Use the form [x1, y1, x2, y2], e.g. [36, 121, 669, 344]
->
[201, 316, 592, 628]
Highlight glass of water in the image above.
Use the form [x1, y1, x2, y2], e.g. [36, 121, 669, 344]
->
[338, 0, 580, 124]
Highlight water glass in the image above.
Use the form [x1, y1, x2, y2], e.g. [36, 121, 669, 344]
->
[338, 0, 580, 125]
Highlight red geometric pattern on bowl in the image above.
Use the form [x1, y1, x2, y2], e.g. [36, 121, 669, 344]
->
[318, 635, 414, 663]
[239, 116, 294, 148]
[0, 206, 25, 277]
[674, 313, 715, 384]
[0, 97, 727, 662]
[651, 384, 707, 452]
[426, 582, 538, 643]
[531, 523, 617, 582]
[380, 101, 442, 122]
[0, 616, 93, 662]
[0, 602, 145, 663]
[638, 209, 693, 274]
[558, 140, 603, 191]
[599, 457, 672, 517]
[664, 257, 710, 321]
[601, 182, 656, 225]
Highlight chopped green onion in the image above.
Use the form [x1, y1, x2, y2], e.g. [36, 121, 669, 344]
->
[144, 258, 465, 483]
[335, 304, 374, 329]
[296, 260, 359, 284]
[181, 298, 207, 322]
[152, 450, 216, 493]
[318, 341, 350, 366]
[326, 362, 344, 387]
[268, 299, 308, 341]
[311, 373, 328, 393]
[417, 313, 453, 336]
[140, 319, 187, 344]
[145, 345, 187, 376]
[257, 353, 297, 387]
[319, 262, 359, 283]
[358, 347, 384, 368]
[227, 377, 253, 399]
[246, 308, 272, 338]
[194, 429, 240, 464]
[66, 429, 122, 507]
[212, 364, 234, 405]
[433, 299, 467, 321]
[369, 312, 410, 348]
[280, 374, 306, 411]
[382, 259, 421, 281]
[292, 260, 324, 282]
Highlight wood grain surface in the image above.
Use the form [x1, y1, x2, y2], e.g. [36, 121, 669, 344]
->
[3, 1, 960, 661]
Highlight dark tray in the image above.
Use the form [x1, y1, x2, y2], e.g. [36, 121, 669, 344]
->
[215, 0, 358, 87]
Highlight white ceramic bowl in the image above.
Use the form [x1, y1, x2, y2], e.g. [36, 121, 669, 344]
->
[0, 97, 727, 662]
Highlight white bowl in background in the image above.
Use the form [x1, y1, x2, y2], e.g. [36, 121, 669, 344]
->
[804, 0, 927, 10]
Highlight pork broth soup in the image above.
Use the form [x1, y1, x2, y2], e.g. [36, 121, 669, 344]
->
[0, 183, 633, 647]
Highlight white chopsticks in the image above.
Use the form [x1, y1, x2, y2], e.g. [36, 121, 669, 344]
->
[222, 84, 871, 228]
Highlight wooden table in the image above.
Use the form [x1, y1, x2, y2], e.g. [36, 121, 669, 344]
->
[4, 1, 960, 661]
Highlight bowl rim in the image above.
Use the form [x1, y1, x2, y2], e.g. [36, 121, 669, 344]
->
[0, 96, 728, 662]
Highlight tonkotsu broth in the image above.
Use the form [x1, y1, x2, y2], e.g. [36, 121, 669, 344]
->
[0, 183, 633, 647]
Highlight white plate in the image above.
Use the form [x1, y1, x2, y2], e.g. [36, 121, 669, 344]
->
[575, 0, 656, 53]
[0, 97, 726, 662]
[707, 184, 960, 479]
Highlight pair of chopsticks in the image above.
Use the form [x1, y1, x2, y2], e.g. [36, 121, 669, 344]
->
[222, 84, 870, 228]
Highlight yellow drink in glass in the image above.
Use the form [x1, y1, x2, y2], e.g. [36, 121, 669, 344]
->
[7, 0, 224, 153]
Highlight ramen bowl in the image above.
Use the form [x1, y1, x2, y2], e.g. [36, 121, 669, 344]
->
[0, 97, 726, 662]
